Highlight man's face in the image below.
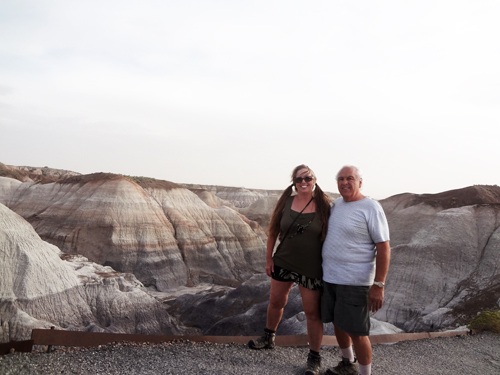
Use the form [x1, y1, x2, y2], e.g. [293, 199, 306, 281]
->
[337, 167, 363, 202]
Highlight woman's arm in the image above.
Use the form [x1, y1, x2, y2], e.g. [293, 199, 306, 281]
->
[265, 234, 277, 277]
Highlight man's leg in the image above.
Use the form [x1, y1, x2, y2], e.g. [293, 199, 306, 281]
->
[350, 335, 372, 367]
[334, 325, 372, 375]
[334, 324, 354, 362]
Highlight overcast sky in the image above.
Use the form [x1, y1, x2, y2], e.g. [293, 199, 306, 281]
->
[1, 1, 499, 199]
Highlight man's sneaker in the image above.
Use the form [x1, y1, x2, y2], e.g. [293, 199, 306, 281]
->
[304, 351, 321, 375]
[326, 357, 359, 375]
[247, 329, 276, 350]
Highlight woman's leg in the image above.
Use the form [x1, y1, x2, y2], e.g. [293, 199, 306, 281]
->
[299, 285, 323, 352]
[266, 278, 294, 330]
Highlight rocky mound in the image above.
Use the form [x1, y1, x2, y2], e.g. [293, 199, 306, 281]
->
[186, 188, 231, 209]
[384, 185, 500, 211]
[378, 185, 500, 331]
[0, 163, 80, 183]
[238, 196, 280, 231]
[167, 274, 402, 337]
[0, 203, 181, 343]
[182, 183, 283, 208]
[0, 173, 266, 291]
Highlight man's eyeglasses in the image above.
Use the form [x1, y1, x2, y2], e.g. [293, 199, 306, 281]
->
[294, 176, 314, 183]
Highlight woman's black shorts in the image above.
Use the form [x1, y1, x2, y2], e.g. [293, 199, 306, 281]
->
[271, 264, 322, 290]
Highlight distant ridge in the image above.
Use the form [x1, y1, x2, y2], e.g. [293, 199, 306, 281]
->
[0, 163, 80, 183]
[382, 184, 500, 210]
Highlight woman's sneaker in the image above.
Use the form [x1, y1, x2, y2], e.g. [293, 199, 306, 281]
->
[304, 351, 321, 375]
[326, 357, 359, 375]
[247, 329, 276, 350]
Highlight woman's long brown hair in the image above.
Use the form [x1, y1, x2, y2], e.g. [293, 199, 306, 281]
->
[267, 164, 332, 242]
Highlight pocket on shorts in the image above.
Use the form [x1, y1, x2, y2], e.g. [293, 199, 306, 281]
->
[336, 285, 370, 336]
[340, 285, 369, 306]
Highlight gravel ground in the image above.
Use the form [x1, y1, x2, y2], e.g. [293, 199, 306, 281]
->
[1, 332, 499, 375]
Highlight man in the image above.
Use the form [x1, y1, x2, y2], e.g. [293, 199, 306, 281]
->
[321, 165, 391, 375]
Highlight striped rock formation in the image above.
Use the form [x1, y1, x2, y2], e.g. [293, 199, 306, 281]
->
[0, 203, 180, 342]
[181, 183, 283, 208]
[0, 173, 266, 292]
[378, 185, 500, 331]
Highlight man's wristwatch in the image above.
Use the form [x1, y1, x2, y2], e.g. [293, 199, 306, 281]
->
[373, 281, 385, 288]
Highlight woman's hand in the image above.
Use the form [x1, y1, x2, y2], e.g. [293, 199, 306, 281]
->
[265, 258, 274, 277]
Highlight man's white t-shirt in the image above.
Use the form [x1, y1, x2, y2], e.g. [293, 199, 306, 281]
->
[322, 197, 390, 286]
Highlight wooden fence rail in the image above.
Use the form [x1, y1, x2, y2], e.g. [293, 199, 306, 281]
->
[0, 329, 473, 355]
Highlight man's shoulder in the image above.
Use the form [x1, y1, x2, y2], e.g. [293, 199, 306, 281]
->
[333, 196, 380, 208]
[363, 196, 383, 207]
[332, 197, 385, 219]
[361, 197, 387, 216]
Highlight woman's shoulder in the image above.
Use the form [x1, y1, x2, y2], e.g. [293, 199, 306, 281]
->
[284, 195, 295, 210]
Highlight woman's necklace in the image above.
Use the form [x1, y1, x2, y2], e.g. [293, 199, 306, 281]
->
[288, 216, 315, 239]
[288, 196, 315, 239]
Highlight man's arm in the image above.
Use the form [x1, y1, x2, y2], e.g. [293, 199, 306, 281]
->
[368, 241, 391, 313]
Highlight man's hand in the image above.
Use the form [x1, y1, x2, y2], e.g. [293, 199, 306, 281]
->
[369, 241, 390, 313]
[368, 285, 384, 313]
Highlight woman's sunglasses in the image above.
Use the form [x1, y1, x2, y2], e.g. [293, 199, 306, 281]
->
[294, 176, 314, 183]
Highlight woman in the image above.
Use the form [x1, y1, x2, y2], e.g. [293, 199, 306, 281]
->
[248, 164, 332, 375]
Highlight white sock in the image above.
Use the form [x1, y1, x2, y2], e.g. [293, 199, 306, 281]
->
[359, 363, 371, 375]
[340, 346, 355, 362]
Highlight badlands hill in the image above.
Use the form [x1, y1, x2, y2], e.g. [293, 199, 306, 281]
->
[0, 166, 267, 291]
[0, 163, 80, 183]
[1, 162, 500, 343]
[379, 186, 500, 331]
[181, 183, 283, 208]
[0, 202, 181, 343]
[0, 164, 274, 342]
